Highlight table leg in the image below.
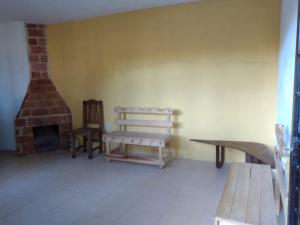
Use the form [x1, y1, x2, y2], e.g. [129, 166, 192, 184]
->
[216, 145, 225, 169]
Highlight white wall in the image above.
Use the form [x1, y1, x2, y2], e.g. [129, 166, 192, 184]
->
[0, 22, 30, 151]
[277, 0, 298, 148]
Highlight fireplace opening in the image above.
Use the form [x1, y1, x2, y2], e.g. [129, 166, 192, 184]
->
[33, 125, 59, 152]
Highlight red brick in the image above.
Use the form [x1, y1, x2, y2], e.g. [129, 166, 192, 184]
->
[28, 29, 44, 37]
[48, 85, 56, 91]
[28, 118, 46, 126]
[47, 92, 59, 99]
[32, 108, 49, 116]
[22, 127, 33, 135]
[47, 116, 63, 124]
[27, 93, 45, 101]
[37, 100, 53, 107]
[38, 38, 46, 46]
[50, 107, 66, 114]
[30, 86, 45, 93]
[31, 72, 41, 79]
[30, 46, 46, 54]
[29, 55, 39, 62]
[15, 119, 26, 127]
[22, 143, 34, 153]
[40, 72, 48, 79]
[21, 109, 31, 117]
[16, 136, 32, 143]
[40, 55, 48, 62]
[31, 63, 47, 72]
[28, 38, 37, 46]
[31, 79, 51, 86]
[23, 101, 36, 108]
[61, 123, 72, 131]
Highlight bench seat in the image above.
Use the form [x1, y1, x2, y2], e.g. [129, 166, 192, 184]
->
[103, 131, 172, 147]
[215, 163, 276, 225]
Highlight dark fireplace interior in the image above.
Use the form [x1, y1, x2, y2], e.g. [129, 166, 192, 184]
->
[33, 125, 59, 152]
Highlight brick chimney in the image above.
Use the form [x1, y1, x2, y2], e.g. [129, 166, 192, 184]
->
[15, 24, 72, 155]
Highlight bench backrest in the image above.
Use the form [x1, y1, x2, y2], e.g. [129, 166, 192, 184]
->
[114, 107, 173, 134]
[274, 124, 290, 225]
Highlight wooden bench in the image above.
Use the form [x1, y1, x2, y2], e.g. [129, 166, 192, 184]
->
[215, 163, 277, 225]
[103, 107, 173, 168]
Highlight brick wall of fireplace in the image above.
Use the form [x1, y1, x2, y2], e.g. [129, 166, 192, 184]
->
[15, 24, 73, 155]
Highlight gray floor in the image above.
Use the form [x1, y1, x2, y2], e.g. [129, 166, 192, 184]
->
[0, 151, 228, 225]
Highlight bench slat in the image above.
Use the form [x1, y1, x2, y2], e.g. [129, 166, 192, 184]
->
[230, 163, 251, 222]
[246, 164, 261, 225]
[215, 163, 276, 225]
[260, 165, 277, 225]
[116, 119, 172, 128]
[114, 107, 172, 115]
[216, 163, 241, 220]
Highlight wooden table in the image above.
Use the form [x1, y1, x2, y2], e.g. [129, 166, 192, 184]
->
[215, 163, 276, 225]
[190, 139, 275, 168]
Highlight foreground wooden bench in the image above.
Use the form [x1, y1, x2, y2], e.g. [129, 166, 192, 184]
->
[215, 163, 276, 225]
[103, 107, 173, 168]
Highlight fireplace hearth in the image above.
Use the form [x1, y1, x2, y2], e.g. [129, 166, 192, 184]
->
[33, 125, 59, 152]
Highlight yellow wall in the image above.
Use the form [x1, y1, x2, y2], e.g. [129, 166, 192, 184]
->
[47, 0, 280, 162]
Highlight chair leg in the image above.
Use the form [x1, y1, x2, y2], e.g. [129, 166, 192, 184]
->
[83, 136, 87, 153]
[88, 133, 93, 159]
[99, 132, 102, 153]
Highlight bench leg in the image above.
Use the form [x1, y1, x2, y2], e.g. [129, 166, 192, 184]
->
[159, 146, 165, 169]
[216, 145, 225, 169]
[106, 142, 111, 162]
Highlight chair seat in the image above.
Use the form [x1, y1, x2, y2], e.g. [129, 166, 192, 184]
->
[72, 127, 101, 135]
[72, 128, 91, 135]
[103, 131, 172, 147]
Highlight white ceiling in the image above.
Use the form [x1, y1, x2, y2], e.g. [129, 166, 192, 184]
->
[0, 0, 197, 24]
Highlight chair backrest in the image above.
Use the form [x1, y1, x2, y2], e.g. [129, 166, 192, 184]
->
[114, 107, 173, 134]
[83, 100, 104, 130]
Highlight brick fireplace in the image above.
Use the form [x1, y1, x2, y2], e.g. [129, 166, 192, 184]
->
[15, 24, 72, 155]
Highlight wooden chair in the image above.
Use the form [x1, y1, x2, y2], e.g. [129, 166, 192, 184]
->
[71, 100, 104, 159]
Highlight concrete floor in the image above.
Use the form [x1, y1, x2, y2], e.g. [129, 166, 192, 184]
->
[0, 151, 228, 225]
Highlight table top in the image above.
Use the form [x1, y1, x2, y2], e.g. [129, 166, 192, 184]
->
[190, 139, 275, 168]
[215, 163, 276, 225]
